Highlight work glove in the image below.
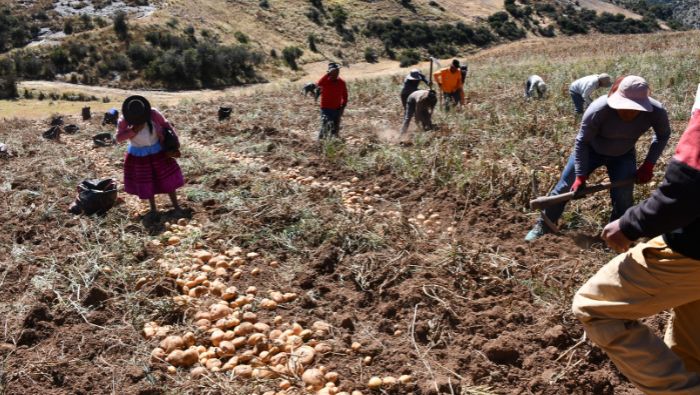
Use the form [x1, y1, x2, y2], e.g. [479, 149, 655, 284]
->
[635, 161, 654, 184]
[571, 175, 587, 197]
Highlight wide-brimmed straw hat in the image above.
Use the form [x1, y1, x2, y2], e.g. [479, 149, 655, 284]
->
[122, 95, 151, 125]
[407, 69, 422, 80]
[607, 75, 653, 112]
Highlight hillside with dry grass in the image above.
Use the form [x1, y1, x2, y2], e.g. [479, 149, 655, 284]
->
[2, 29, 699, 394]
[0, 0, 666, 94]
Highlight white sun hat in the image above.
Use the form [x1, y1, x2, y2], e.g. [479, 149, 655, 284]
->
[607, 75, 653, 112]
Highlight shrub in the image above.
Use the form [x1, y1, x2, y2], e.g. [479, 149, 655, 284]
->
[235, 31, 249, 44]
[127, 43, 157, 69]
[64, 19, 74, 35]
[308, 34, 318, 52]
[50, 47, 71, 73]
[106, 53, 131, 72]
[259, 0, 270, 8]
[364, 19, 496, 51]
[488, 12, 526, 40]
[398, 49, 420, 67]
[538, 24, 555, 37]
[113, 11, 129, 41]
[331, 6, 348, 31]
[282, 46, 303, 70]
[0, 74, 18, 99]
[364, 47, 378, 63]
[306, 8, 322, 25]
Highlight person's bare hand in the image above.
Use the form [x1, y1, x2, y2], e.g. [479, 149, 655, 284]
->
[601, 219, 633, 253]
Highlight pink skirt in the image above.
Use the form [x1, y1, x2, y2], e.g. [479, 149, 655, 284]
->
[123, 152, 184, 199]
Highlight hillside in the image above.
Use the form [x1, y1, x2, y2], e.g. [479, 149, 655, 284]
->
[1, 29, 700, 394]
[0, 0, 667, 93]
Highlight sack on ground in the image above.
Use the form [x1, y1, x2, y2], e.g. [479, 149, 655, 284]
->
[68, 178, 118, 215]
[93, 133, 115, 147]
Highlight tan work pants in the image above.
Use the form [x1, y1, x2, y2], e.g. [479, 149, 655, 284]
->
[573, 237, 700, 395]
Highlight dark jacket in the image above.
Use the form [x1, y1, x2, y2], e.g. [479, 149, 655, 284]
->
[620, 110, 700, 259]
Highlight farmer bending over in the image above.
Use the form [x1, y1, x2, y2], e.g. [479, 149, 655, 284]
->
[525, 76, 670, 241]
[400, 89, 437, 135]
[573, 85, 700, 394]
[570, 73, 612, 114]
[525, 75, 547, 99]
[116, 96, 184, 219]
[433, 59, 463, 110]
[317, 62, 348, 139]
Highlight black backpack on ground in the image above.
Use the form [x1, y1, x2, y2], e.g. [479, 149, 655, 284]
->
[68, 179, 118, 215]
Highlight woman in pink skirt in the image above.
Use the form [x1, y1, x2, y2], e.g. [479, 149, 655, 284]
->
[116, 96, 184, 218]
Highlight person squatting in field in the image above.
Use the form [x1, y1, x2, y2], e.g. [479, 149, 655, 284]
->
[570, 73, 613, 114]
[525, 75, 671, 241]
[400, 89, 438, 135]
[317, 62, 348, 139]
[400, 69, 429, 109]
[433, 59, 464, 110]
[116, 95, 184, 219]
[525, 75, 547, 99]
[572, 84, 700, 395]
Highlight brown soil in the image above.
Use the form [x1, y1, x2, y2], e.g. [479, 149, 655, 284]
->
[0, 87, 649, 394]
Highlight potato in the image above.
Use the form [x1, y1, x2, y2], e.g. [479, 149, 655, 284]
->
[234, 322, 255, 336]
[190, 366, 207, 378]
[222, 286, 238, 301]
[367, 377, 382, 389]
[251, 267, 261, 276]
[232, 336, 247, 348]
[398, 375, 413, 384]
[160, 336, 185, 353]
[143, 322, 158, 339]
[260, 298, 278, 310]
[382, 376, 397, 386]
[299, 329, 313, 340]
[254, 322, 270, 334]
[189, 286, 208, 298]
[325, 371, 339, 382]
[247, 333, 266, 346]
[302, 368, 325, 390]
[165, 347, 198, 367]
[210, 329, 225, 346]
[194, 250, 213, 263]
[233, 364, 253, 378]
[150, 347, 166, 363]
[269, 291, 285, 303]
[167, 236, 180, 246]
[246, 252, 260, 259]
[210, 303, 233, 320]
[314, 343, 332, 354]
[279, 379, 292, 390]
[350, 342, 361, 352]
[242, 312, 257, 323]
[363, 356, 372, 365]
[183, 332, 196, 347]
[291, 345, 316, 366]
[218, 340, 236, 357]
[206, 358, 222, 370]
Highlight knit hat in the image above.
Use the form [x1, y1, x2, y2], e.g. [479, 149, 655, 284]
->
[407, 69, 422, 80]
[327, 62, 341, 72]
[122, 96, 151, 125]
[607, 76, 653, 112]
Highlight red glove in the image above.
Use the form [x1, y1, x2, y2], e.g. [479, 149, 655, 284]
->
[571, 176, 587, 195]
[636, 161, 654, 184]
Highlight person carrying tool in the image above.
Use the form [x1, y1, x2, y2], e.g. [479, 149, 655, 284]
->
[570, 73, 613, 114]
[400, 89, 437, 134]
[572, 85, 700, 395]
[525, 75, 547, 99]
[400, 69, 429, 109]
[433, 59, 463, 110]
[317, 62, 348, 139]
[525, 75, 671, 241]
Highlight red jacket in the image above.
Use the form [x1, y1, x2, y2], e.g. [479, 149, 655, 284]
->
[317, 74, 348, 110]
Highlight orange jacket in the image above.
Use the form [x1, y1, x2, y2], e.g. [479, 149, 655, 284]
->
[433, 67, 463, 94]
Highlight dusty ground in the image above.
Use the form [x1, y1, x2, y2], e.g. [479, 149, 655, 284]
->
[3, 30, 698, 395]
